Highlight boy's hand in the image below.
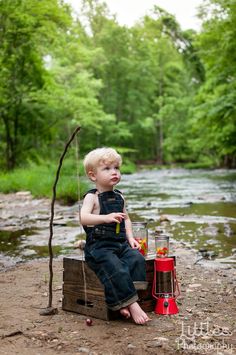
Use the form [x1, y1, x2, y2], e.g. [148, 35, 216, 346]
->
[104, 212, 126, 224]
[127, 236, 140, 249]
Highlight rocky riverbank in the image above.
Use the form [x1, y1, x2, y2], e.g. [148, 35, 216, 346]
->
[0, 192, 235, 354]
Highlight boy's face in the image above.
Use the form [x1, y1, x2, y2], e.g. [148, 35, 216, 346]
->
[88, 160, 121, 190]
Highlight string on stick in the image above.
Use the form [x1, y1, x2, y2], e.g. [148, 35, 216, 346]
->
[40, 126, 81, 316]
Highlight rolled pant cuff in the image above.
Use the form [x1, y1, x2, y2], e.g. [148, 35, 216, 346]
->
[133, 281, 148, 290]
[108, 294, 139, 311]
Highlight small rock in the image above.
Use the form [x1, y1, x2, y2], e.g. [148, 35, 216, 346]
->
[54, 286, 62, 291]
[189, 283, 202, 288]
[224, 224, 233, 237]
[154, 227, 163, 234]
[159, 215, 170, 223]
[16, 191, 31, 196]
[77, 347, 90, 353]
[202, 225, 219, 236]
[153, 336, 168, 342]
[127, 344, 136, 349]
[21, 249, 37, 257]
[147, 341, 163, 348]
[39, 307, 58, 316]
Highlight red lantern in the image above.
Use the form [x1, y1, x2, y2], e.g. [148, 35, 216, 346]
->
[152, 256, 180, 315]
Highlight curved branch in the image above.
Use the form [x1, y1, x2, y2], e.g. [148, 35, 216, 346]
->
[41, 126, 81, 314]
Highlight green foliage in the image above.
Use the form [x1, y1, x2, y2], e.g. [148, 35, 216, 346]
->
[0, 0, 72, 169]
[191, 0, 236, 167]
[183, 156, 216, 169]
[0, 0, 235, 190]
[0, 160, 88, 203]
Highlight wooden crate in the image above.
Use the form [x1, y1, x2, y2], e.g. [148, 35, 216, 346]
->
[62, 254, 155, 320]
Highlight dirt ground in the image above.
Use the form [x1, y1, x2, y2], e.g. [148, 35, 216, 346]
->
[0, 193, 236, 354]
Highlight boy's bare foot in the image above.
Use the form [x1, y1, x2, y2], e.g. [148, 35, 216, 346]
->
[120, 307, 131, 319]
[128, 302, 151, 325]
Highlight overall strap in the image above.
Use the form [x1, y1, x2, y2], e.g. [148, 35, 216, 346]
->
[83, 188, 97, 198]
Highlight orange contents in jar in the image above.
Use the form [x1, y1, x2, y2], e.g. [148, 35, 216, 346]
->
[134, 238, 148, 256]
[156, 247, 168, 256]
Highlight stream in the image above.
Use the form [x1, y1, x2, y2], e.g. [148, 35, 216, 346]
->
[0, 168, 236, 269]
[120, 169, 236, 260]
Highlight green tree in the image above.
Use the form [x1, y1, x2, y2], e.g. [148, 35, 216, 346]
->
[78, 2, 196, 163]
[191, 0, 236, 167]
[127, 8, 194, 163]
[73, 0, 133, 152]
[0, 0, 71, 169]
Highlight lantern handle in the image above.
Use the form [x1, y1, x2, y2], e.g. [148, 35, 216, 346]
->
[152, 259, 158, 301]
[174, 269, 180, 297]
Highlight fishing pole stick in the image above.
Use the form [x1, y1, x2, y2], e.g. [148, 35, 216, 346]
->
[40, 126, 81, 315]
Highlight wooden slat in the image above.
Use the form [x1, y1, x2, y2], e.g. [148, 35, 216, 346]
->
[145, 257, 155, 272]
[63, 285, 105, 301]
[62, 292, 110, 320]
[63, 257, 102, 288]
[139, 299, 156, 313]
[62, 255, 156, 319]
[137, 284, 153, 301]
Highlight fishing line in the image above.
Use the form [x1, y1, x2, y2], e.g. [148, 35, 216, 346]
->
[75, 134, 88, 308]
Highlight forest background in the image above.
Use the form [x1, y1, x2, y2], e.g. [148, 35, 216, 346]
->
[0, 0, 235, 201]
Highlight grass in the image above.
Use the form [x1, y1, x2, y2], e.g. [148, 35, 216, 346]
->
[0, 158, 137, 202]
[121, 160, 136, 174]
[0, 160, 88, 203]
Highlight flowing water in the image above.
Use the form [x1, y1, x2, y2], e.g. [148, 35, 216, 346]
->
[0, 169, 235, 268]
[120, 169, 236, 260]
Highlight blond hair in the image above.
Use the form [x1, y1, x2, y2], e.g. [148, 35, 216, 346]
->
[83, 147, 122, 176]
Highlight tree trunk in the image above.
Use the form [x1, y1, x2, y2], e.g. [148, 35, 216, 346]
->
[155, 119, 163, 164]
[156, 73, 164, 164]
[2, 115, 15, 170]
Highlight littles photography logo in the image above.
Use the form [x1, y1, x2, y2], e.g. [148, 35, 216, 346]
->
[176, 320, 234, 353]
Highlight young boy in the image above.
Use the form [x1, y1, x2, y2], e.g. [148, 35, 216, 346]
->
[80, 147, 150, 324]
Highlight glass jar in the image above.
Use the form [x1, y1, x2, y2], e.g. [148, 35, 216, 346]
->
[132, 222, 148, 256]
[155, 235, 169, 258]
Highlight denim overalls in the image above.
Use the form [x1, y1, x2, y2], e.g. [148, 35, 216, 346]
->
[83, 189, 148, 311]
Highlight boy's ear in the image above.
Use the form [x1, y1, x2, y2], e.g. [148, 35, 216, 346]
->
[88, 170, 96, 181]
